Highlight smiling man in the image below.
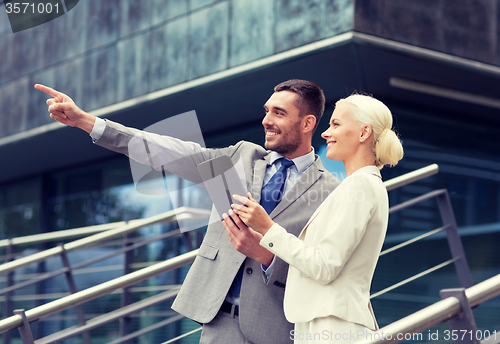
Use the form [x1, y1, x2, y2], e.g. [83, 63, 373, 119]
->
[35, 79, 339, 344]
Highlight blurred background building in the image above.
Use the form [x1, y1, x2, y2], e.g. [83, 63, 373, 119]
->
[0, 0, 499, 343]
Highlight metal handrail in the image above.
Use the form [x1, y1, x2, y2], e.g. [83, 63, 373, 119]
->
[162, 327, 203, 344]
[356, 272, 500, 344]
[371, 186, 473, 299]
[388, 188, 445, 214]
[0, 229, 183, 297]
[379, 224, 450, 256]
[0, 207, 209, 275]
[0, 164, 437, 273]
[0, 222, 128, 250]
[384, 164, 438, 191]
[0, 164, 437, 253]
[370, 258, 458, 299]
[0, 249, 199, 333]
[0, 164, 441, 341]
[0, 206, 210, 253]
[34, 288, 181, 344]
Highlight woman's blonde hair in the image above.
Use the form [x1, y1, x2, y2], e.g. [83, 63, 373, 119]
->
[336, 94, 404, 169]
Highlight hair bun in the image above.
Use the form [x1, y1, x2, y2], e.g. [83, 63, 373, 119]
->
[377, 128, 390, 142]
[375, 128, 403, 169]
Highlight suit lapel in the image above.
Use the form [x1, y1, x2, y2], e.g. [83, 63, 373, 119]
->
[251, 154, 270, 203]
[270, 157, 323, 219]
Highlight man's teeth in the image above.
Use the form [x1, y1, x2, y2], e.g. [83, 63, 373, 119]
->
[266, 131, 278, 136]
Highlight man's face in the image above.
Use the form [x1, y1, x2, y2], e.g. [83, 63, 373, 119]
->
[262, 91, 304, 156]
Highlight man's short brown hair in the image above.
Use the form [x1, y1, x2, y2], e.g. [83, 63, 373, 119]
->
[274, 79, 325, 131]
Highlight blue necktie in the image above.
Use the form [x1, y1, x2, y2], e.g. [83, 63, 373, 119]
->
[228, 158, 294, 298]
[260, 158, 295, 214]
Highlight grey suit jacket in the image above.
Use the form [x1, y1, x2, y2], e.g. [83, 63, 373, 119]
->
[96, 120, 340, 344]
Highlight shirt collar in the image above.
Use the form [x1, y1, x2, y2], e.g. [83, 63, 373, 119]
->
[268, 148, 316, 174]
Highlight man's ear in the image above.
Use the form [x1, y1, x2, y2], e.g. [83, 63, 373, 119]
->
[359, 125, 373, 142]
[303, 114, 316, 134]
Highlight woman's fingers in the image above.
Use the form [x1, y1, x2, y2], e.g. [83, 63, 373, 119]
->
[231, 203, 244, 211]
[247, 192, 256, 202]
[232, 194, 249, 204]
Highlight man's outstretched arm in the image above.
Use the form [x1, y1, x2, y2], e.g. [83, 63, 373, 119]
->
[34, 84, 96, 133]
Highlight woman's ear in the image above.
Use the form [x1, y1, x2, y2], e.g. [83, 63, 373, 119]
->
[359, 125, 373, 143]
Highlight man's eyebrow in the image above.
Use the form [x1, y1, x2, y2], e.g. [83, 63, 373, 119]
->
[263, 105, 288, 114]
[273, 106, 288, 114]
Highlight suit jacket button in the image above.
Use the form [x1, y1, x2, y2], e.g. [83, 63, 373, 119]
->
[246, 268, 253, 274]
[269, 243, 273, 247]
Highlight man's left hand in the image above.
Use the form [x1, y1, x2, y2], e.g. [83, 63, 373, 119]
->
[222, 209, 274, 266]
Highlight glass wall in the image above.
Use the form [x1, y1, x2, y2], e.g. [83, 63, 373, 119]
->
[0, 154, 213, 343]
[0, 178, 41, 244]
[1, 103, 499, 341]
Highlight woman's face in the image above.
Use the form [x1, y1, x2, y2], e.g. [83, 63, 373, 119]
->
[321, 103, 362, 162]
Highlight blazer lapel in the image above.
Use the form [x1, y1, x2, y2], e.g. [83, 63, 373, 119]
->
[270, 157, 323, 219]
[251, 154, 270, 203]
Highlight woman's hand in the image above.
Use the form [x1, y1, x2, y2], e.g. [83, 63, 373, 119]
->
[221, 209, 274, 266]
[231, 193, 274, 235]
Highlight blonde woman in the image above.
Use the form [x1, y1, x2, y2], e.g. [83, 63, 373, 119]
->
[222, 94, 404, 343]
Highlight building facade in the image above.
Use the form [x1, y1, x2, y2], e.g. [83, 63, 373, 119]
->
[1, 0, 499, 342]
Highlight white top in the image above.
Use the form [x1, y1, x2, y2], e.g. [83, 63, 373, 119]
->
[260, 165, 388, 330]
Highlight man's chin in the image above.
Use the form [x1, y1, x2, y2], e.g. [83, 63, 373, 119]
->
[264, 140, 279, 151]
[265, 143, 287, 155]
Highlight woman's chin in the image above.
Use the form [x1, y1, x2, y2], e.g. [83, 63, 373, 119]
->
[326, 152, 336, 161]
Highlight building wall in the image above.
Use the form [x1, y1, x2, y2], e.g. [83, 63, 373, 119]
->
[1, 1, 500, 339]
[354, 0, 500, 66]
[3, 0, 498, 138]
[0, 0, 353, 138]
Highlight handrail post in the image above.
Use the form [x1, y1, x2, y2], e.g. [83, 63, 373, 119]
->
[59, 244, 92, 344]
[2, 239, 15, 344]
[440, 288, 479, 344]
[13, 309, 34, 344]
[119, 233, 134, 343]
[436, 191, 474, 288]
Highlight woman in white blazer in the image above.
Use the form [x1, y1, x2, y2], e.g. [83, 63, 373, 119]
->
[223, 94, 404, 343]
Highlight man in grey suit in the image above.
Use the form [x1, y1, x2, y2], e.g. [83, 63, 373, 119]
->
[35, 80, 340, 343]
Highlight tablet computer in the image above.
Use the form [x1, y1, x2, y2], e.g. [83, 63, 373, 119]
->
[197, 155, 247, 220]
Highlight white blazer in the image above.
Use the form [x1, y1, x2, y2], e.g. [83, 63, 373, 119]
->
[260, 166, 388, 331]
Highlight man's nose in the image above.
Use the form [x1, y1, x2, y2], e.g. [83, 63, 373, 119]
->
[262, 113, 272, 126]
